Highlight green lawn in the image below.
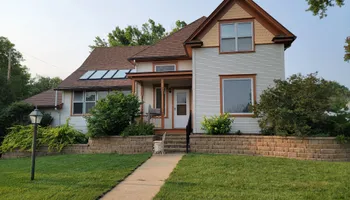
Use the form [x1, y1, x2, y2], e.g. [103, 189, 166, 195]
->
[154, 154, 350, 200]
[0, 153, 150, 200]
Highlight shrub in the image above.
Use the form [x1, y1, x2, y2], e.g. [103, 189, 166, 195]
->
[0, 125, 45, 153]
[0, 119, 87, 153]
[255, 73, 350, 136]
[121, 121, 155, 137]
[86, 92, 141, 137]
[40, 112, 53, 127]
[43, 119, 88, 152]
[201, 113, 234, 135]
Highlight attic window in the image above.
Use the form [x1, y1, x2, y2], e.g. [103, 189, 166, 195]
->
[220, 21, 253, 53]
[103, 70, 118, 79]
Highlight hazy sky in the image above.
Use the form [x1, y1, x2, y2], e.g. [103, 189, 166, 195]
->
[0, 0, 349, 87]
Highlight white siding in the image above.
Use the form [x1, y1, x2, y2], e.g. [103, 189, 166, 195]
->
[135, 60, 192, 72]
[40, 108, 60, 127]
[193, 44, 285, 134]
[60, 91, 88, 133]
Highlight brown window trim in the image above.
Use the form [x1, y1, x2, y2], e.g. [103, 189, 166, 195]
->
[152, 61, 178, 72]
[218, 18, 256, 54]
[153, 84, 169, 118]
[219, 74, 257, 117]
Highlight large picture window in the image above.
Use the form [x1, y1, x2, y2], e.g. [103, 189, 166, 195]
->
[220, 21, 253, 53]
[220, 74, 256, 116]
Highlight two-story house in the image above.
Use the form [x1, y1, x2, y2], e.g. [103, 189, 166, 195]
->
[56, 0, 296, 134]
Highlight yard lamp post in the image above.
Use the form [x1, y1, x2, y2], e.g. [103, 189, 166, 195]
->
[29, 108, 43, 181]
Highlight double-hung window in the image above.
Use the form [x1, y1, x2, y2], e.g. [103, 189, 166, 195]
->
[155, 87, 167, 116]
[220, 75, 256, 115]
[220, 21, 253, 53]
[73, 91, 109, 115]
[155, 64, 176, 72]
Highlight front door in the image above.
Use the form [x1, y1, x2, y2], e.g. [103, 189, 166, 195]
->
[174, 89, 190, 128]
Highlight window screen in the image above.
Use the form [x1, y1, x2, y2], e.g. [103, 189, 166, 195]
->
[155, 65, 176, 72]
[222, 79, 253, 113]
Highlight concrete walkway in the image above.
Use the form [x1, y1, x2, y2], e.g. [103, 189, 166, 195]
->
[101, 154, 184, 200]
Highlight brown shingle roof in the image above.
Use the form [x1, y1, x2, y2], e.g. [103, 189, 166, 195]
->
[57, 46, 148, 90]
[129, 16, 207, 61]
[24, 89, 62, 109]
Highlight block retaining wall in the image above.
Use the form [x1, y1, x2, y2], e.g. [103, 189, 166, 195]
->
[190, 135, 350, 161]
[1, 136, 155, 159]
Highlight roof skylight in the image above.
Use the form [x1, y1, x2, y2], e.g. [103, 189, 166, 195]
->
[80, 69, 132, 80]
[103, 70, 118, 79]
[80, 70, 96, 80]
[113, 70, 130, 79]
[89, 70, 108, 79]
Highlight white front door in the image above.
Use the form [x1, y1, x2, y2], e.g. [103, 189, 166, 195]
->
[174, 89, 190, 128]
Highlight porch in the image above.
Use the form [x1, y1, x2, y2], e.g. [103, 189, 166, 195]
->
[127, 71, 192, 134]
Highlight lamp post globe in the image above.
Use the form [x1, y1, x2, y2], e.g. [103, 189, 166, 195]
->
[29, 108, 42, 181]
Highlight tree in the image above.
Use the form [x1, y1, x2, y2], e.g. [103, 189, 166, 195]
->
[345, 37, 350, 62]
[0, 37, 31, 110]
[305, 0, 348, 62]
[28, 75, 62, 97]
[169, 20, 187, 35]
[89, 19, 187, 51]
[255, 73, 350, 137]
[306, 0, 345, 18]
[86, 92, 141, 137]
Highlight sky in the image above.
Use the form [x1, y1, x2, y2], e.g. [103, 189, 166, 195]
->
[0, 0, 349, 87]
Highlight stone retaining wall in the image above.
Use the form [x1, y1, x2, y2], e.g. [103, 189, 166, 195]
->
[88, 136, 154, 154]
[1, 136, 154, 159]
[190, 135, 350, 161]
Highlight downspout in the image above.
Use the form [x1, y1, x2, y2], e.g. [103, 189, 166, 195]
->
[54, 90, 61, 126]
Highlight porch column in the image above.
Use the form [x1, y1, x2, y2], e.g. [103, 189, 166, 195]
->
[131, 80, 135, 94]
[161, 79, 165, 129]
[140, 81, 144, 122]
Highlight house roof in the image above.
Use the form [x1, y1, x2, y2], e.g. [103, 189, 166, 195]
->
[128, 16, 207, 62]
[57, 46, 148, 90]
[186, 0, 296, 48]
[24, 89, 62, 109]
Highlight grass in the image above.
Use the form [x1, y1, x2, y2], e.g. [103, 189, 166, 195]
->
[0, 153, 150, 200]
[154, 154, 350, 200]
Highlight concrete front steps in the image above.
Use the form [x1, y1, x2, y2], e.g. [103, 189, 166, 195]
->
[164, 135, 188, 153]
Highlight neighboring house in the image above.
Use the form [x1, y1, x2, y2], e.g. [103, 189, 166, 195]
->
[57, 0, 296, 134]
[23, 89, 63, 126]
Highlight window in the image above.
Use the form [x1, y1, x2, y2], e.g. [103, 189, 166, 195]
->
[220, 75, 256, 115]
[89, 70, 108, 79]
[72, 91, 110, 115]
[80, 71, 96, 80]
[103, 70, 118, 79]
[154, 87, 167, 116]
[155, 65, 176, 72]
[113, 70, 130, 79]
[73, 91, 84, 114]
[220, 22, 253, 53]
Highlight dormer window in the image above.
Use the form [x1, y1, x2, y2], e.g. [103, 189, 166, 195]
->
[220, 21, 253, 53]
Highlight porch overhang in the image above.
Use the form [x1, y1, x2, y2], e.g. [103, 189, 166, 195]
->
[126, 70, 192, 81]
